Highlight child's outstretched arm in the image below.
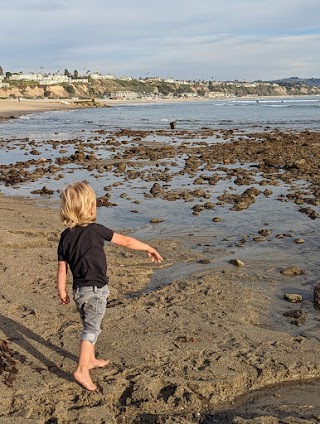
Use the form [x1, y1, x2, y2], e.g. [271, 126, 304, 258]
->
[111, 233, 163, 263]
[57, 261, 70, 304]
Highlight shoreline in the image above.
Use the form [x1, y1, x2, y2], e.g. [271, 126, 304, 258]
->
[0, 98, 84, 122]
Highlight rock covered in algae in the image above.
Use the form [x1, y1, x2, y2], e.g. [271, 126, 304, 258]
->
[150, 218, 165, 224]
[283, 293, 303, 303]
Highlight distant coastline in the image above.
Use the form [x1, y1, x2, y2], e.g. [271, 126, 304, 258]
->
[2, 73, 320, 107]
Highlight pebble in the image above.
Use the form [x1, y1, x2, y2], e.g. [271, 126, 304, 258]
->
[229, 259, 245, 267]
[150, 218, 165, 224]
[212, 217, 222, 222]
[253, 236, 266, 242]
[294, 238, 305, 244]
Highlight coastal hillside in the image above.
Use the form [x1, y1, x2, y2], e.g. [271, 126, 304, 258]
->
[1, 76, 320, 99]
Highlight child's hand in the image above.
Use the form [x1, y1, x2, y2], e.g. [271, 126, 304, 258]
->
[147, 249, 163, 264]
[59, 292, 70, 304]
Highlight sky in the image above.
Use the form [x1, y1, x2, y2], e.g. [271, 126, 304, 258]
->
[1, 0, 319, 81]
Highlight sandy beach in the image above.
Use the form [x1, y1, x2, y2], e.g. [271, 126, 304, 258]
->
[0, 98, 87, 122]
[1, 195, 320, 424]
[1, 98, 320, 423]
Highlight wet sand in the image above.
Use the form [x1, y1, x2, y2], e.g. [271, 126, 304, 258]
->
[0, 102, 320, 423]
[1, 195, 320, 423]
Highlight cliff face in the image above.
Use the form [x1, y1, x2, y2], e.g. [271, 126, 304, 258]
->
[272, 85, 287, 96]
[0, 85, 67, 99]
[1, 78, 320, 99]
[0, 79, 151, 99]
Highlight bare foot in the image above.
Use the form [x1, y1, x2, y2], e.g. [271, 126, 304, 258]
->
[89, 359, 110, 370]
[73, 370, 97, 391]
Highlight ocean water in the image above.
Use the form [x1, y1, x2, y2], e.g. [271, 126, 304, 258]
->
[0, 96, 319, 236]
[1, 96, 320, 141]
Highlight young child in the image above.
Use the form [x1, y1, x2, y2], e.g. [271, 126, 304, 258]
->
[57, 182, 163, 391]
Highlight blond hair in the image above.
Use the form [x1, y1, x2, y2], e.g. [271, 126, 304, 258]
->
[60, 182, 96, 228]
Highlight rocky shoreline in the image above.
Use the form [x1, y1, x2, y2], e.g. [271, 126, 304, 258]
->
[0, 117, 320, 423]
[0, 126, 319, 220]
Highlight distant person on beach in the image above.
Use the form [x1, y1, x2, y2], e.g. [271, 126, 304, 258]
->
[57, 182, 163, 391]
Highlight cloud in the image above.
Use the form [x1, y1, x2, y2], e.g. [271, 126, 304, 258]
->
[1, 0, 320, 79]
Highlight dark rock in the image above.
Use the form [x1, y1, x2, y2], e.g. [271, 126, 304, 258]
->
[258, 229, 272, 236]
[0, 340, 20, 386]
[281, 267, 306, 276]
[283, 309, 307, 326]
[198, 259, 211, 264]
[192, 204, 204, 213]
[150, 183, 162, 197]
[30, 149, 40, 155]
[314, 283, 320, 310]
[96, 196, 117, 207]
[263, 189, 273, 196]
[299, 207, 319, 220]
[31, 186, 54, 196]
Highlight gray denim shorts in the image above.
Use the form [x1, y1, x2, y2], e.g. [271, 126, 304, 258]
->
[73, 285, 110, 345]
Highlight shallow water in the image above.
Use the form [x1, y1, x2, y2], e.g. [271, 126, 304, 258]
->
[1, 96, 320, 137]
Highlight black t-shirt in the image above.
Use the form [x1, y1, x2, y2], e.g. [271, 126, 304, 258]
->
[57, 223, 114, 289]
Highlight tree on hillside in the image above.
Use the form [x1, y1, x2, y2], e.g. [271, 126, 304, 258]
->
[73, 70, 79, 79]
[63, 83, 76, 95]
[64, 69, 71, 77]
[0, 66, 3, 76]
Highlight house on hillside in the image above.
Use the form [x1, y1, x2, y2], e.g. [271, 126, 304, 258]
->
[207, 91, 226, 98]
[0, 75, 9, 88]
[105, 91, 139, 100]
[90, 73, 116, 80]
